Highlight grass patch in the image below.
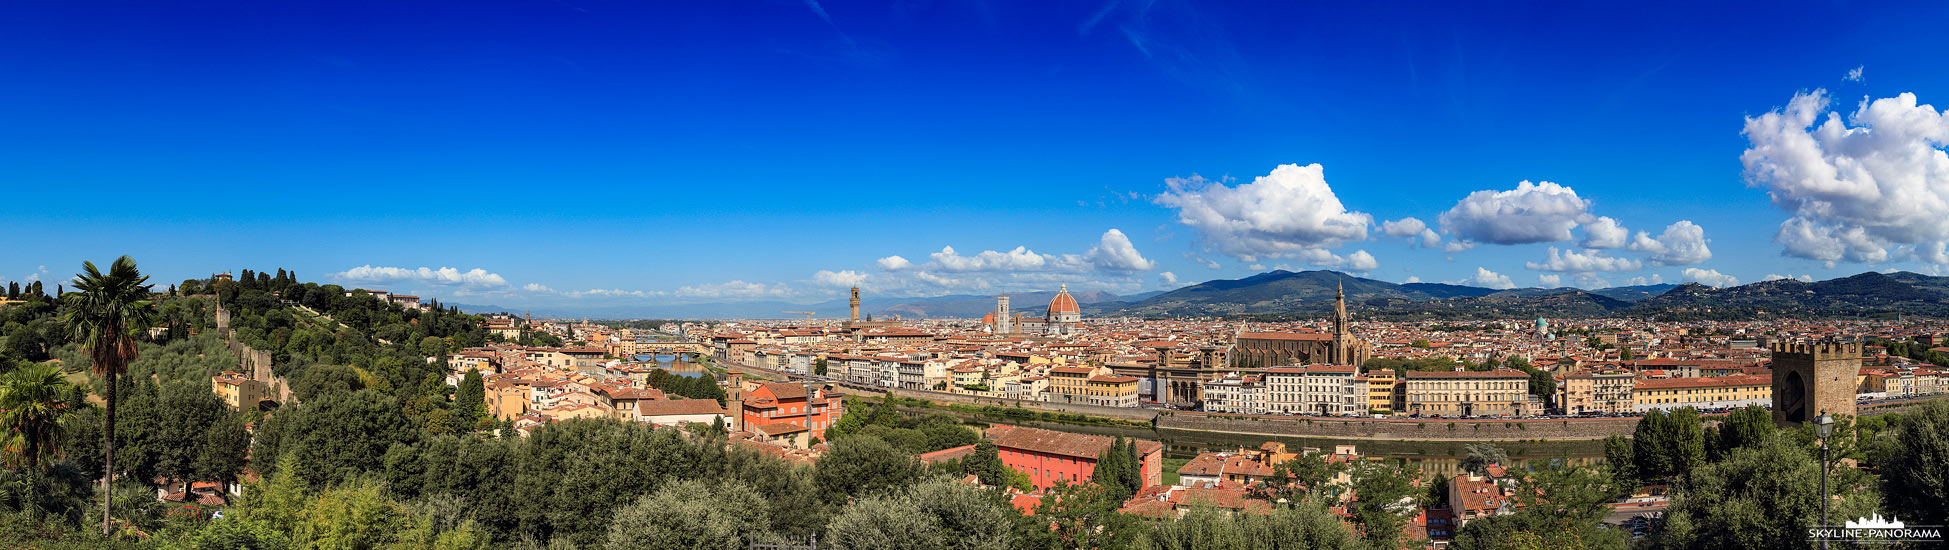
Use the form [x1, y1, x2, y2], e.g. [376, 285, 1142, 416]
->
[1161, 457, 1192, 486]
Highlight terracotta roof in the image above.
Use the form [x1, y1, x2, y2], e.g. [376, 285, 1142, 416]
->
[1238, 331, 1332, 341]
[1634, 374, 1769, 390]
[986, 425, 1160, 460]
[635, 399, 726, 417]
[1404, 369, 1529, 379]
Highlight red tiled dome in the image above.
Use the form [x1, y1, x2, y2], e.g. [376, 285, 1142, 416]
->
[1047, 284, 1079, 315]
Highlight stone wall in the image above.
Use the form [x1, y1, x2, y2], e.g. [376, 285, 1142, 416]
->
[1158, 413, 1642, 441]
[214, 301, 297, 406]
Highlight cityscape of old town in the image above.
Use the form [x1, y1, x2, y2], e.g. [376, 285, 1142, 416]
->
[5, 2, 1949, 550]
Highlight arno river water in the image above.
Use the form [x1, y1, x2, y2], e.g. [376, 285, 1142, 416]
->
[936, 410, 1606, 480]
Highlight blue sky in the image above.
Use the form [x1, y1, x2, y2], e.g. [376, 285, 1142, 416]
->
[4, 1, 1948, 310]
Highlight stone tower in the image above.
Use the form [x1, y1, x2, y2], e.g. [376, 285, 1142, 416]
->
[849, 287, 861, 323]
[994, 295, 1012, 334]
[1770, 340, 1861, 425]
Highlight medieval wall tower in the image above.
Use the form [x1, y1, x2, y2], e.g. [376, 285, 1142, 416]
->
[1770, 340, 1860, 425]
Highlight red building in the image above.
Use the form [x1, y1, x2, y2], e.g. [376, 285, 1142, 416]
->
[985, 425, 1164, 489]
[740, 382, 844, 441]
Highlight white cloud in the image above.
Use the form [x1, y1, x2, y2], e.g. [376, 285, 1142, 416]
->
[1525, 247, 1644, 272]
[1402, 276, 1422, 284]
[1682, 268, 1740, 288]
[1155, 163, 1373, 261]
[1159, 272, 1178, 285]
[1189, 255, 1221, 270]
[812, 269, 868, 288]
[1084, 229, 1157, 271]
[1346, 250, 1379, 272]
[876, 255, 914, 271]
[930, 245, 1085, 272]
[1438, 181, 1594, 245]
[673, 280, 792, 300]
[1538, 274, 1562, 287]
[1580, 216, 1630, 249]
[1381, 217, 1443, 248]
[1247, 264, 1268, 271]
[521, 283, 554, 293]
[332, 265, 510, 288]
[1442, 241, 1474, 253]
[1763, 273, 1815, 282]
[1460, 267, 1516, 289]
[1627, 220, 1713, 266]
[1626, 274, 1665, 286]
[1845, 65, 1864, 82]
[1742, 90, 1949, 265]
[1574, 273, 1613, 289]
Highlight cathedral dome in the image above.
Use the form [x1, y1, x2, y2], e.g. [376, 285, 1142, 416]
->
[1047, 284, 1080, 316]
[982, 313, 996, 324]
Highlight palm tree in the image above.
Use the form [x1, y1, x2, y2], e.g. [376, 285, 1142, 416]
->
[60, 256, 158, 536]
[0, 363, 74, 471]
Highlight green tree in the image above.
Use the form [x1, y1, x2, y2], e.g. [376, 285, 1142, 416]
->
[61, 255, 159, 534]
[1878, 399, 1949, 527]
[1256, 451, 1348, 504]
[1716, 404, 1775, 460]
[419, 335, 450, 358]
[1031, 480, 1141, 549]
[825, 477, 1019, 550]
[1459, 443, 1507, 477]
[1603, 435, 1636, 486]
[963, 440, 1006, 487]
[1632, 409, 1672, 481]
[814, 358, 829, 376]
[603, 479, 770, 550]
[1655, 433, 1879, 550]
[1668, 407, 1707, 476]
[0, 363, 73, 470]
[1138, 503, 1361, 550]
[816, 435, 924, 503]
[1347, 460, 1424, 550]
[454, 369, 487, 428]
[196, 413, 251, 487]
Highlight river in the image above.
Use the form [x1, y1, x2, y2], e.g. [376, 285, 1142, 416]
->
[929, 408, 1605, 480]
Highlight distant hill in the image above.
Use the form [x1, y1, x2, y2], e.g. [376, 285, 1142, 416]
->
[457, 270, 1949, 321]
[1108, 269, 1949, 320]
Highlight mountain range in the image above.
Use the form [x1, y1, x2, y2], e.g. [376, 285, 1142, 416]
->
[1099, 269, 1949, 321]
[453, 270, 1949, 321]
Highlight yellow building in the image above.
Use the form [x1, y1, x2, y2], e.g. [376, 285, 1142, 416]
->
[1362, 369, 1401, 414]
[1631, 374, 1770, 412]
[1083, 375, 1140, 408]
[210, 371, 265, 411]
[1403, 369, 1530, 417]
[1048, 366, 1095, 398]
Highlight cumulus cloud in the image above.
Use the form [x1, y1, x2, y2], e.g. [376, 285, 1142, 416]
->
[333, 265, 510, 288]
[1460, 267, 1516, 289]
[1845, 65, 1864, 82]
[1525, 247, 1644, 272]
[1682, 268, 1740, 288]
[1159, 272, 1178, 285]
[1626, 220, 1713, 266]
[1539, 274, 1562, 287]
[1346, 250, 1379, 272]
[521, 283, 554, 293]
[876, 255, 914, 271]
[1438, 181, 1594, 245]
[1763, 273, 1816, 282]
[1626, 274, 1665, 286]
[929, 245, 1084, 272]
[1084, 229, 1158, 271]
[1574, 273, 1613, 289]
[1381, 217, 1443, 248]
[812, 269, 868, 288]
[673, 280, 792, 299]
[1580, 217, 1630, 249]
[1742, 90, 1949, 265]
[1402, 276, 1422, 284]
[1155, 163, 1373, 261]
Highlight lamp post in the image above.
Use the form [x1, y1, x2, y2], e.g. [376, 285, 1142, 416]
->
[1814, 410, 1835, 550]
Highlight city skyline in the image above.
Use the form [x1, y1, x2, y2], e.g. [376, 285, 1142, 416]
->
[5, 1, 1949, 310]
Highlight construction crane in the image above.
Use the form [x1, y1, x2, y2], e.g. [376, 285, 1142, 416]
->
[783, 311, 815, 323]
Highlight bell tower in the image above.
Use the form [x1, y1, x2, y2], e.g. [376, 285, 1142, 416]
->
[1770, 340, 1860, 425]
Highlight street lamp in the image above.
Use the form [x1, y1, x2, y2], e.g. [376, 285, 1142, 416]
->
[1814, 410, 1835, 550]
